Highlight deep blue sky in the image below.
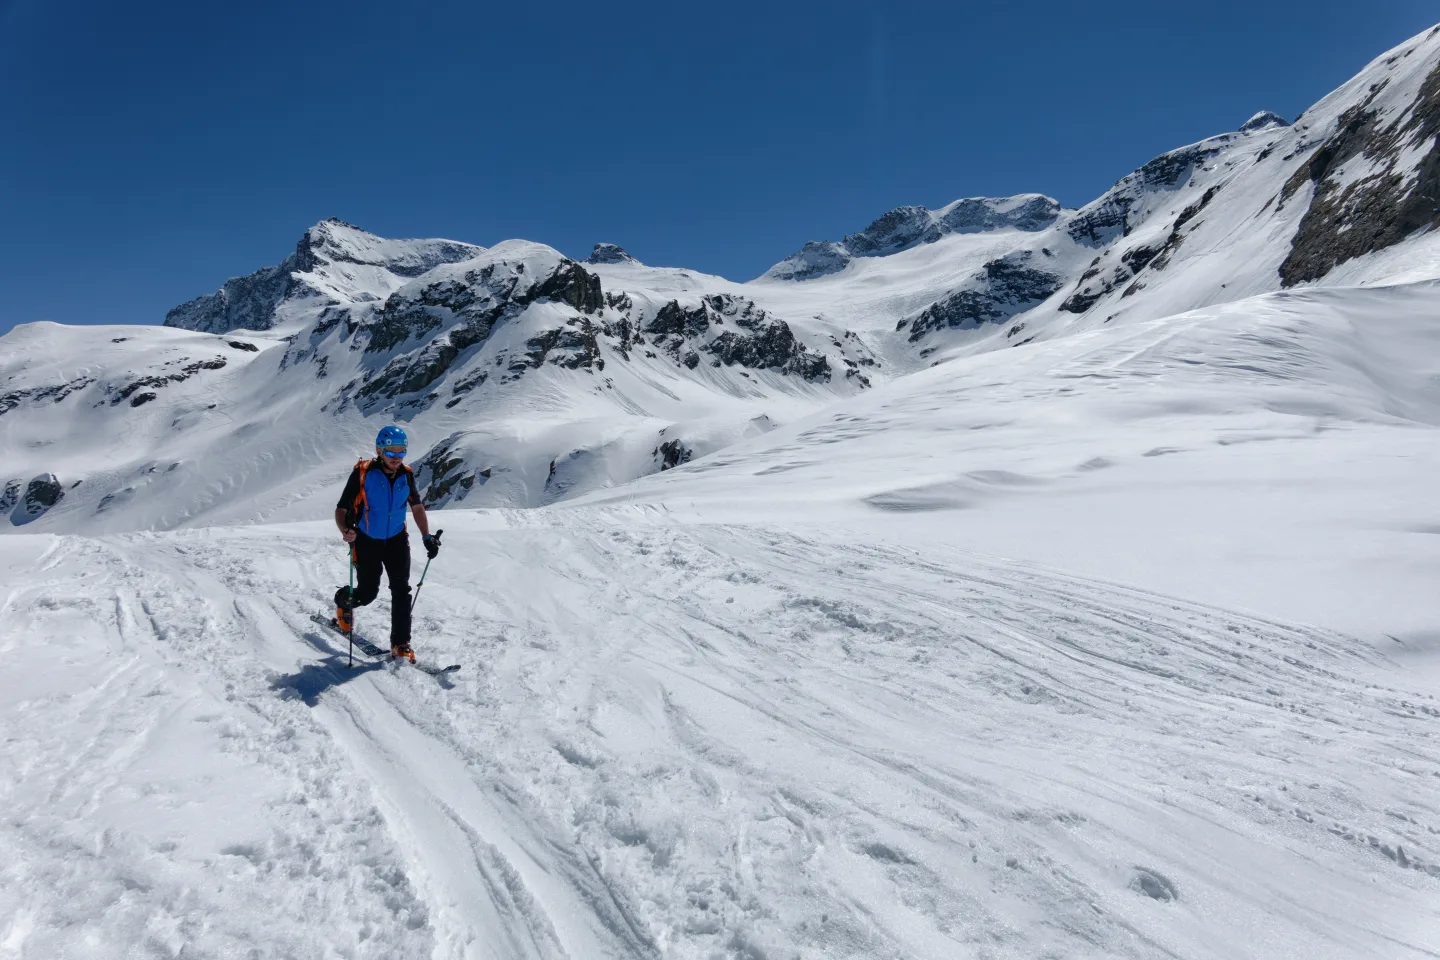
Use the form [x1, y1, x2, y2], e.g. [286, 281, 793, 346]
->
[2, 1, 1436, 334]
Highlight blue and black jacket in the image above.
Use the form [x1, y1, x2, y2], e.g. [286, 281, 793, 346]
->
[337, 459, 422, 540]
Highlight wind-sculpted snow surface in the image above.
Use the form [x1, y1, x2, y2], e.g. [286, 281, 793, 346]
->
[579, 279, 1440, 645]
[2, 516, 1436, 958]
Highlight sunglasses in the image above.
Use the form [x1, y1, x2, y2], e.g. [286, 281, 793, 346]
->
[380, 446, 408, 459]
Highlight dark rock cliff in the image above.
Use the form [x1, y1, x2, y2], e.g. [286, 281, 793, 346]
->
[1279, 66, 1440, 286]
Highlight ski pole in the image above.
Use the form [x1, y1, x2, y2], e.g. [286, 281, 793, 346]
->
[411, 529, 443, 618]
[347, 543, 356, 669]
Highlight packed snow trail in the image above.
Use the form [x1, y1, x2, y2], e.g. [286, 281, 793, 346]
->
[2, 514, 1437, 959]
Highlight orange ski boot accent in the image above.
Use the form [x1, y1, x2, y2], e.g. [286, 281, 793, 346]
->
[390, 644, 415, 662]
[335, 606, 353, 633]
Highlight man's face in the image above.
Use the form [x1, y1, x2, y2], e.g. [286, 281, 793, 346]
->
[375, 445, 406, 473]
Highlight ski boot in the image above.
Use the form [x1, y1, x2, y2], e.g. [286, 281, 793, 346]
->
[390, 643, 416, 663]
[333, 587, 355, 633]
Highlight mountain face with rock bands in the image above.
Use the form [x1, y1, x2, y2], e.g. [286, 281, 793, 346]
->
[5, 25, 1440, 532]
[762, 194, 1061, 281]
[164, 219, 484, 334]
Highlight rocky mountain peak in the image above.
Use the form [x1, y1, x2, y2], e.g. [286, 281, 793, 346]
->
[933, 195, 1062, 235]
[843, 205, 941, 256]
[586, 243, 638, 265]
[1240, 111, 1289, 133]
[293, 218, 482, 279]
[164, 220, 484, 334]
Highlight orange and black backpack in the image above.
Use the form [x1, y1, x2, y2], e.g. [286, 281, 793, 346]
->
[348, 457, 414, 533]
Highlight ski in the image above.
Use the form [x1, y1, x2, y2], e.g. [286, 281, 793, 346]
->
[409, 660, 463, 677]
[310, 612, 387, 658]
[308, 612, 461, 675]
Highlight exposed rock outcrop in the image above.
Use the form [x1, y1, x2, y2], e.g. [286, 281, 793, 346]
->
[936, 195, 1062, 234]
[643, 294, 831, 381]
[657, 439, 692, 470]
[10, 472, 63, 525]
[1067, 142, 1226, 247]
[24, 473, 63, 512]
[412, 435, 486, 507]
[586, 243, 637, 265]
[764, 241, 851, 281]
[164, 261, 295, 334]
[0, 376, 95, 418]
[107, 358, 227, 406]
[1279, 65, 1440, 286]
[354, 254, 606, 407]
[903, 251, 1064, 339]
[1060, 184, 1222, 313]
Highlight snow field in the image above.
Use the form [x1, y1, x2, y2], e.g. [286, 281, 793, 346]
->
[4, 512, 1436, 958]
[0, 533, 435, 959]
[576, 281, 1440, 643]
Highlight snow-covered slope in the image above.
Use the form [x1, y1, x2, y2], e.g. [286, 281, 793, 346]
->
[578, 279, 1440, 643]
[903, 23, 1440, 358]
[3, 456, 1437, 958]
[745, 24, 1440, 368]
[0, 235, 865, 531]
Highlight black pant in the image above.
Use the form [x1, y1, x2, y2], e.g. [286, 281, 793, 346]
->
[350, 531, 412, 646]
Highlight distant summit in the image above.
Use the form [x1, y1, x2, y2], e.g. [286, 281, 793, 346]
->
[164, 219, 482, 334]
[586, 243, 638, 265]
[761, 195, 1060, 281]
[1240, 111, 1289, 133]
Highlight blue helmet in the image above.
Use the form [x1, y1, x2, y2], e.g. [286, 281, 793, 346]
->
[375, 425, 408, 447]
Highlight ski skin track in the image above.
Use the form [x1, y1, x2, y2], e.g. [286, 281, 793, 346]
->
[88, 531, 647, 959]
[2, 518, 1431, 959]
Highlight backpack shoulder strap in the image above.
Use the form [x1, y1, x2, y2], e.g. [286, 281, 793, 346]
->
[353, 458, 372, 520]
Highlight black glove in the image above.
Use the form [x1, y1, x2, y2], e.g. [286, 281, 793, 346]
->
[422, 533, 440, 559]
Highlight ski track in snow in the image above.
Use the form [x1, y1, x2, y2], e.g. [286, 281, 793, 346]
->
[3, 517, 1437, 959]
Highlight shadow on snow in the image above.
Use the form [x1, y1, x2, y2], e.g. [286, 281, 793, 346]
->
[270, 629, 390, 706]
